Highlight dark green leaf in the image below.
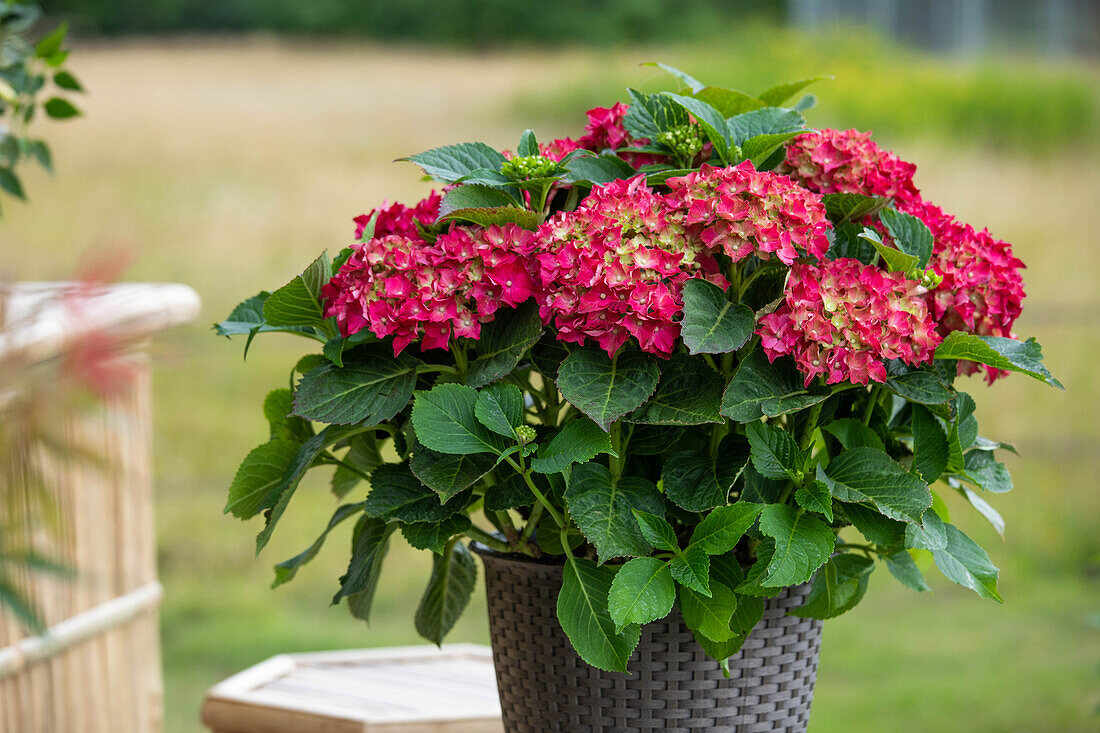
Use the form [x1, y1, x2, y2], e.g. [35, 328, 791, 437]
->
[364, 463, 469, 523]
[411, 383, 509, 455]
[332, 433, 383, 498]
[0, 168, 25, 199]
[293, 356, 418, 426]
[823, 418, 884, 451]
[224, 440, 299, 519]
[263, 388, 311, 442]
[721, 350, 828, 423]
[557, 347, 659, 431]
[401, 515, 473, 554]
[821, 193, 889, 224]
[263, 252, 332, 329]
[26, 140, 51, 172]
[689, 502, 764, 555]
[466, 300, 543, 388]
[530, 418, 615, 474]
[679, 279, 754, 355]
[821, 447, 932, 524]
[661, 450, 739, 513]
[335, 516, 395, 621]
[827, 221, 878, 263]
[52, 70, 82, 91]
[474, 382, 524, 438]
[401, 142, 506, 183]
[859, 227, 919, 274]
[557, 556, 641, 672]
[741, 131, 803, 168]
[530, 333, 570, 380]
[757, 505, 835, 587]
[608, 557, 675, 631]
[879, 208, 934, 270]
[911, 405, 949, 483]
[934, 333, 1062, 389]
[415, 541, 477, 645]
[746, 421, 801, 481]
[885, 370, 954, 405]
[410, 446, 495, 502]
[962, 450, 1013, 493]
[439, 184, 518, 216]
[483, 473, 536, 511]
[623, 88, 689, 140]
[632, 510, 679, 552]
[564, 153, 636, 184]
[788, 554, 873, 620]
[678, 581, 738, 641]
[669, 544, 711, 595]
[565, 463, 664, 563]
[273, 503, 363, 588]
[734, 539, 780, 598]
[628, 354, 723, 426]
[662, 93, 732, 163]
[884, 549, 931, 592]
[795, 481, 833, 521]
[841, 502, 905, 548]
[438, 205, 540, 231]
[709, 555, 763, 635]
[43, 96, 80, 118]
[932, 523, 1003, 602]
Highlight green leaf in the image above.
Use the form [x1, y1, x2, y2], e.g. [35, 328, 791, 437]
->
[757, 505, 835, 587]
[643, 61, 705, 92]
[962, 450, 1013, 493]
[932, 523, 1003, 602]
[565, 463, 664, 563]
[214, 292, 268, 336]
[662, 93, 732, 163]
[564, 154, 636, 185]
[557, 348, 660, 431]
[530, 418, 615, 474]
[795, 481, 833, 522]
[608, 557, 676, 632]
[43, 96, 80, 119]
[483, 473, 536, 511]
[0, 169, 25, 199]
[401, 142, 506, 183]
[400, 515, 473, 554]
[53, 70, 82, 92]
[334, 516, 394, 621]
[689, 503, 764, 555]
[827, 221, 878, 263]
[410, 446, 495, 502]
[466, 300, 543, 388]
[438, 205, 540, 231]
[884, 549, 931, 592]
[332, 433, 383, 498]
[911, 405, 949, 483]
[662, 449, 742, 513]
[415, 541, 477, 645]
[26, 140, 52, 172]
[263, 388, 311, 442]
[934, 333, 1061, 389]
[693, 86, 767, 117]
[710, 555, 764, 634]
[411, 383, 509, 455]
[623, 88, 688, 140]
[35, 23, 67, 58]
[364, 463, 469, 523]
[884, 370, 954, 405]
[224, 439, 299, 519]
[879, 208, 934, 270]
[678, 581, 738, 641]
[726, 108, 805, 145]
[788, 554, 874, 620]
[293, 356, 418, 426]
[557, 556, 641, 672]
[859, 227, 920, 274]
[746, 421, 801, 481]
[821, 193, 889, 224]
[627, 354, 723, 425]
[273, 503, 363, 588]
[841, 503, 905, 549]
[756, 77, 829, 107]
[679, 279, 754, 355]
[721, 350, 829, 423]
[741, 131, 803, 168]
[631, 510, 679, 552]
[960, 486, 1005, 538]
[263, 252, 332, 329]
[822, 418, 884, 451]
[735, 539, 780, 598]
[821, 447, 932, 524]
[517, 129, 538, 156]
[438, 184, 518, 216]
[905, 508, 948, 551]
[669, 544, 711, 595]
[474, 382, 524, 438]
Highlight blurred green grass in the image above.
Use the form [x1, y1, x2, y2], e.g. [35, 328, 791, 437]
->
[2, 37, 1098, 732]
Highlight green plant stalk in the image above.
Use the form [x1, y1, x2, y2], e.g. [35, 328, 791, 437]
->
[504, 454, 565, 528]
[465, 525, 514, 554]
[519, 503, 544, 543]
[799, 400, 825, 451]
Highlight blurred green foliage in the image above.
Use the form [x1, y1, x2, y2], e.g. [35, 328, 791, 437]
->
[45, 0, 780, 43]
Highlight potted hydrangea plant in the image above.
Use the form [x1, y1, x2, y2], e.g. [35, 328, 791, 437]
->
[217, 65, 1059, 732]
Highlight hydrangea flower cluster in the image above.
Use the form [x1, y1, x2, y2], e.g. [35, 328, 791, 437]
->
[665, 162, 831, 264]
[758, 258, 942, 385]
[323, 224, 537, 354]
[779, 128, 920, 202]
[352, 191, 441, 241]
[534, 175, 725, 356]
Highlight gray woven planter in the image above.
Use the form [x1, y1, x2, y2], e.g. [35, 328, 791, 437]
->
[475, 546, 823, 733]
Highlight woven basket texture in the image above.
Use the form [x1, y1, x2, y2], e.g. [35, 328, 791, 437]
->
[477, 547, 823, 733]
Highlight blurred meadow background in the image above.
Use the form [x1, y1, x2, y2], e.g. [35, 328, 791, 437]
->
[2, 1, 1099, 731]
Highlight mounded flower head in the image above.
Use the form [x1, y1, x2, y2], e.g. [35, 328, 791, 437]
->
[323, 223, 538, 354]
[665, 162, 831, 265]
[352, 191, 442, 240]
[534, 175, 726, 356]
[576, 103, 664, 167]
[900, 199, 1025, 381]
[758, 258, 942, 385]
[779, 129, 920, 203]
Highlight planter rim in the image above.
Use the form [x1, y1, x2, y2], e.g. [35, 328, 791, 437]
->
[468, 540, 567, 568]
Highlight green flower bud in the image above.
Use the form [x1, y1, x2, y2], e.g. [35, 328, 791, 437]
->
[515, 425, 537, 444]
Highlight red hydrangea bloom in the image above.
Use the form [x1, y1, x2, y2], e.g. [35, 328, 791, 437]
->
[539, 137, 582, 161]
[779, 129, 920, 203]
[352, 191, 442, 240]
[534, 175, 726, 356]
[758, 258, 942, 385]
[576, 103, 663, 167]
[323, 224, 537, 354]
[665, 162, 831, 265]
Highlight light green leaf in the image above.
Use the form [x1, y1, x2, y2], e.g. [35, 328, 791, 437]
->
[905, 508, 948, 551]
[608, 557, 676, 632]
[439, 184, 518, 216]
[624, 88, 688, 140]
[415, 541, 477, 645]
[224, 439, 300, 519]
[679, 279, 754, 355]
[530, 418, 615, 474]
[669, 544, 711, 595]
[757, 505, 835, 587]
[960, 486, 1005, 538]
[474, 382, 524, 438]
[693, 86, 766, 117]
[879, 208, 934, 270]
[662, 93, 733, 163]
[438, 205, 540, 231]
[746, 421, 801, 481]
[557, 556, 641, 672]
[884, 549, 931, 592]
[643, 61, 705, 92]
[735, 539, 780, 598]
[263, 252, 332, 329]
[627, 354, 723, 425]
[795, 481, 833, 521]
[466, 300, 543, 388]
[932, 523, 1003, 602]
[293, 356, 418, 426]
[822, 418, 884, 451]
[721, 350, 829, 423]
[859, 227, 920, 274]
[35, 22, 66, 58]
[934, 333, 1061, 389]
[401, 142, 507, 183]
[400, 515, 473, 554]
[821, 447, 932, 524]
[726, 107, 806, 145]
[565, 463, 664, 563]
[962, 450, 1014, 493]
[756, 76, 829, 107]
[411, 383, 509, 455]
[788, 554, 874, 620]
[689, 502, 764, 555]
[678, 581, 738, 642]
[557, 347, 659, 431]
[741, 131, 803, 168]
[273, 503, 363, 588]
[517, 129, 538, 156]
[632, 510, 680, 552]
[564, 154, 636, 185]
[821, 193, 889, 224]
